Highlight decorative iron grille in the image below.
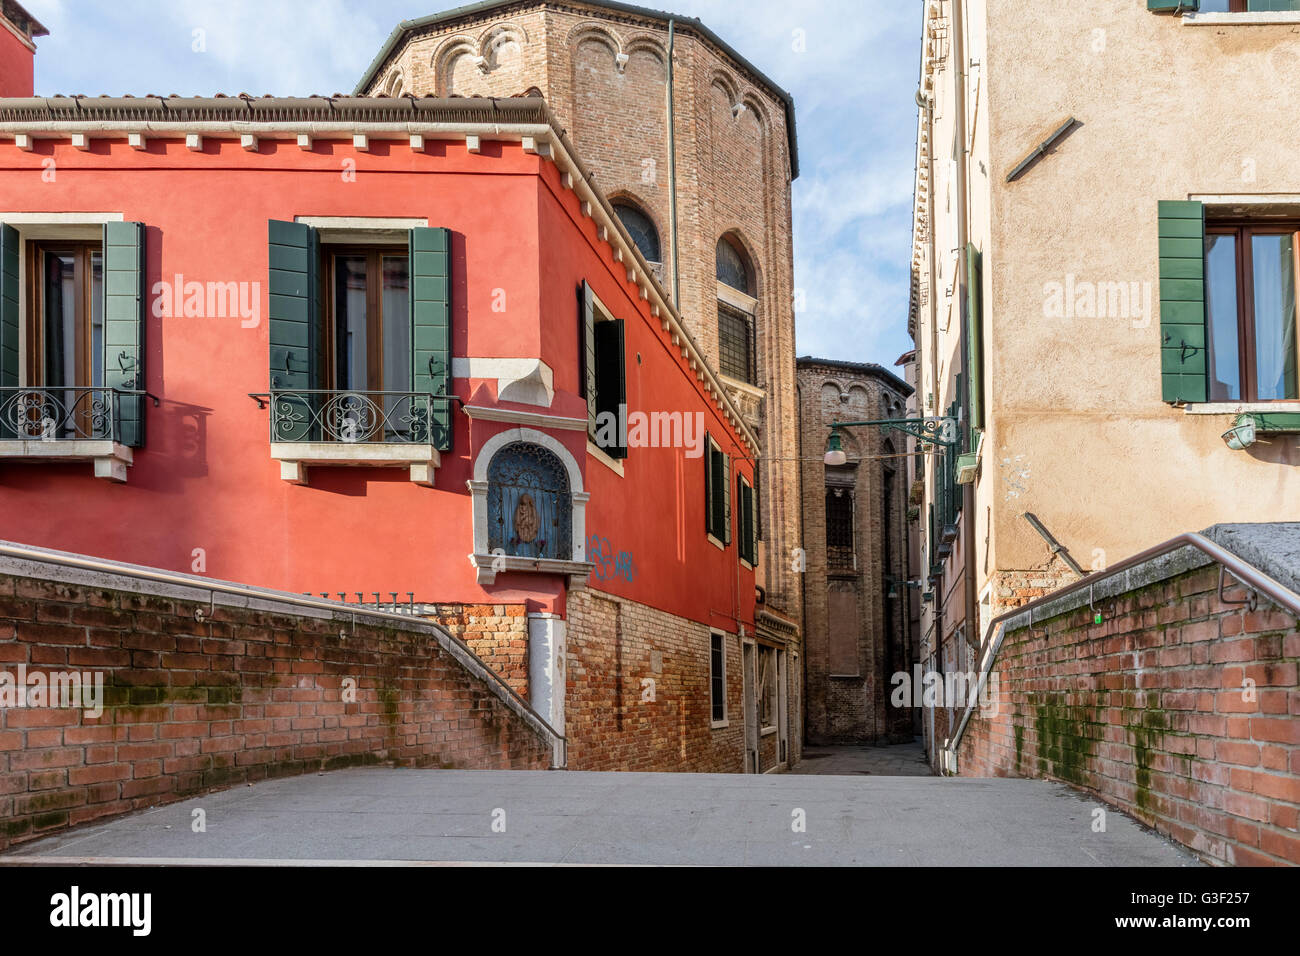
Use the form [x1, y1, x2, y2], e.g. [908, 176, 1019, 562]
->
[487, 442, 572, 561]
[826, 485, 856, 573]
[0, 387, 123, 442]
[269, 390, 448, 445]
[718, 303, 756, 384]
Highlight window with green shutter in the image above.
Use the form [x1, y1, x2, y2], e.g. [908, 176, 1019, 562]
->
[1158, 200, 1209, 404]
[0, 224, 18, 392]
[737, 473, 757, 566]
[266, 221, 454, 451]
[579, 282, 628, 459]
[965, 242, 984, 432]
[1148, 0, 1198, 12]
[704, 432, 730, 545]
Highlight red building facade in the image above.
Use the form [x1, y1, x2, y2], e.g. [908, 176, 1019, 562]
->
[0, 89, 769, 771]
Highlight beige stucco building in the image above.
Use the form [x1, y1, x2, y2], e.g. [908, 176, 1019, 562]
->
[910, 0, 1300, 758]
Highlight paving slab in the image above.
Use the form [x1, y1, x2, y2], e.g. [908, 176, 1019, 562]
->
[2, 765, 1203, 867]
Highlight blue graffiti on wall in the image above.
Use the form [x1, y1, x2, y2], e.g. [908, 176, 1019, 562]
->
[587, 534, 637, 583]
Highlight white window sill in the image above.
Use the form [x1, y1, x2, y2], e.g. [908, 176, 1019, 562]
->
[587, 439, 625, 477]
[468, 552, 596, 589]
[270, 442, 439, 486]
[0, 440, 133, 482]
[1184, 11, 1300, 25]
[710, 719, 730, 730]
[707, 533, 726, 552]
[1182, 402, 1300, 415]
[716, 372, 765, 399]
[760, 725, 777, 737]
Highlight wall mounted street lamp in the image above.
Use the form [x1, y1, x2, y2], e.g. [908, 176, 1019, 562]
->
[823, 416, 960, 466]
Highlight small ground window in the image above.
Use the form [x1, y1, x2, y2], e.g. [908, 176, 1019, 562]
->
[710, 632, 727, 724]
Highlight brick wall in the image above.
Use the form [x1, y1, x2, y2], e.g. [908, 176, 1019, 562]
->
[957, 563, 1300, 866]
[564, 588, 744, 772]
[425, 603, 529, 698]
[0, 569, 554, 852]
[797, 360, 914, 744]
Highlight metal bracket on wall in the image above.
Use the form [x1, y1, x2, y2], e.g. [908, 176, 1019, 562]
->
[1218, 565, 1259, 613]
[1005, 116, 1079, 183]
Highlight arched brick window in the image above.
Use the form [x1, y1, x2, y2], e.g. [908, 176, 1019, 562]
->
[613, 201, 660, 265]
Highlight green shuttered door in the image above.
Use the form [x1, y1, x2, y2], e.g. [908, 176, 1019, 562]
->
[268, 220, 318, 440]
[0, 224, 17, 440]
[410, 226, 452, 452]
[103, 221, 146, 447]
[579, 281, 597, 435]
[1158, 200, 1207, 404]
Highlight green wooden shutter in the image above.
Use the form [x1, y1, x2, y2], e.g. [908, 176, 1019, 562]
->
[268, 220, 318, 441]
[749, 480, 759, 564]
[1, 223, 17, 390]
[1148, 1, 1198, 12]
[737, 476, 757, 565]
[705, 433, 717, 538]
[965, 242, 984, 431]
[594, 318, 626, 458]
[103, 221, 146, 447]
[721, 450, 732, 545]
[579, 281, 597, 436]
[0, 223, 17, 441]
[1158, 200, 1208, 404]
[411, 226, 452, 452]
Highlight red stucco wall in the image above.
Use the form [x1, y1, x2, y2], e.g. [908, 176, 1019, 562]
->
[0, 136, 755, 635]
[0, 27, 34, 98]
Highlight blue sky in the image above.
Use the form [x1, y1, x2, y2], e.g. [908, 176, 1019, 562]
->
[23, 0, 918, 368]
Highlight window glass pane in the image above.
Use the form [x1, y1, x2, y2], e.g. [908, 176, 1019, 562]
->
[1251, 233, 1299, 400]
[1205, 233, 1241, 401]
[381, 255, 410, 434]
[90, 253, 103, 389]
[718, 305, 753, 383]
[334, 256, 368, 390]
[43, 253, 77, 388]
[715, 238, 749, 292]
[613, 204, 660, 264]
[710, 634, 724, 722]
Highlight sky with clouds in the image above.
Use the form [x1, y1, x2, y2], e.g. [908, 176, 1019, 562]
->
[23, 0, 919, 368]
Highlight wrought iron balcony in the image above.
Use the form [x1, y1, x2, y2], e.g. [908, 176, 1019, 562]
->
[262, 390, 452, 445]
[0, 387, 134, 444]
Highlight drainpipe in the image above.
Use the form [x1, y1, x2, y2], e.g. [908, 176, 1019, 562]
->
[951, 0, 979, 661]
[666, 18, 681, 308]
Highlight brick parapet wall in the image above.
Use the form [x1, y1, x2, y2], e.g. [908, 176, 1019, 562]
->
[0, 565, 554, 852]
[957, 563, 1300, 866]
[425, 604, 529, 699]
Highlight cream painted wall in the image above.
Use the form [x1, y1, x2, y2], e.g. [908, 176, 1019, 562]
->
[916, 0, 1300, 603]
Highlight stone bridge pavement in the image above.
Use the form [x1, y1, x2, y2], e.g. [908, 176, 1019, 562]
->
[2, 751, 1200, 866]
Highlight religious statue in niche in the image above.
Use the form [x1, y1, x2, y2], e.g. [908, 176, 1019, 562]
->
[514, 492, 540, 546]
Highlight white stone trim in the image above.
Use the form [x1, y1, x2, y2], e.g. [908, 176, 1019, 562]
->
[468, 427, 589, 584]
[463, 404, 586, 431]
[587, 439, 625, 477]
[1183, 401, 1300, 416]
[0, 440, 133, 483]
[452, 357, 554, 406]
[716, 280, 757, 314]
[294, 215, 428, 245]
[270, 442, 439, 486]
[1184, 11, 1300, 25]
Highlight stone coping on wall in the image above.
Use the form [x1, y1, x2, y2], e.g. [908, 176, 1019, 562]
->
[0, 538, 565, 760]
[1001, 522, 1300, 635]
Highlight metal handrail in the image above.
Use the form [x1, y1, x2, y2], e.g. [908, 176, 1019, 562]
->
[945, 531, 1300, 761]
